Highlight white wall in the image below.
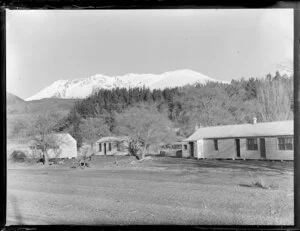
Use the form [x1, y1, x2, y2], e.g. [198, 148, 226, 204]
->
[48, 135, 77, 159]
[202, 139, 236, 159]
[201, 137, 293, 160]
[195, 140, 203, 158]
[265, 137, 293, 160]
[240, 138, 261, 159]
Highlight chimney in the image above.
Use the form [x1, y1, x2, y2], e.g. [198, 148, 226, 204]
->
[195, 123, 203, 131]
[253, 117, 257, 124]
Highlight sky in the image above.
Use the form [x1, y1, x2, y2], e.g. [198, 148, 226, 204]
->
[6, 9, 293, 99]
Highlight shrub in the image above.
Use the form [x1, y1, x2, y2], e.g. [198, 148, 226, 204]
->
[49, 158, 63, 165]
[158, 151, 166, 157]
[10, 150, 27, 163]
[269, 182, 279, 189]
[240, 177, 279, 190]
[252, 178, 268, 189]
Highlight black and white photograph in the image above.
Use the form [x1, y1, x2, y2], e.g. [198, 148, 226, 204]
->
[6, 8, 294, 225]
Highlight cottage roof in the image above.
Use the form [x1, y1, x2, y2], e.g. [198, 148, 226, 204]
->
[96, 136, 129, 143]
[184, 120, 293, 141]
[29, 133, 76, 144]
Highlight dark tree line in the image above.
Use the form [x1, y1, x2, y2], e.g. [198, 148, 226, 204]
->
[73, 87, 180, 117]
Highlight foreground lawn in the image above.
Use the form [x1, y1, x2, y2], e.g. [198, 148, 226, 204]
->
[7, 156, 294, 225]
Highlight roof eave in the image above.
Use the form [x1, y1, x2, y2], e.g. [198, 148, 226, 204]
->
[184, 134, 294, 141]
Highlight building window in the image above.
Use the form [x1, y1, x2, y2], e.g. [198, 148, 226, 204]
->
[172, 144, 182, 149]
[247, 138, 258, 150]
[184, 145, 187, 150]
[278, 137, 293, 150]
[116, 142, 120, 151]
[214, 139, 218, 151]
[99, 143, 102, 152]
[109, 143, 112, 151]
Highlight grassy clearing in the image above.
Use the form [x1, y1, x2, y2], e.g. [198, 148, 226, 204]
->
[7, 156, 293, 225]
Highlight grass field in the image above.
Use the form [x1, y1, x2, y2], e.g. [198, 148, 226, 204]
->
[7, 156, 294, 225]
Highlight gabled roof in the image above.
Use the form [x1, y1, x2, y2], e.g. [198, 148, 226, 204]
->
[184, 120, 293, 141]
[29, 133, 76, 145]
[96, 136, 129, 143]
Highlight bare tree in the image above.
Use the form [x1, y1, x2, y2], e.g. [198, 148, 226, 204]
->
[45, 134, 67, 159]
[116, 104, 177, 160]
[79, 117, 110, 153]
[29, 112, 64, 165]
[256, 77, 293, 121]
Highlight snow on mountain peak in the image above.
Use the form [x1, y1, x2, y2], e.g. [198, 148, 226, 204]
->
[25, 69, 222, 101]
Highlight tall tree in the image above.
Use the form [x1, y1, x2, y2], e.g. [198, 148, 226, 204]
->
[256, 76, 293, 121]
[115, 104, 177, 159]
[79, 117, 110, 152]
[29, 112, 64, 165]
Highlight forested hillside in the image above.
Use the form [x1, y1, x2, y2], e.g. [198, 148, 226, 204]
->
[55, 71, 293, 147]
[7, 97, 76, 138]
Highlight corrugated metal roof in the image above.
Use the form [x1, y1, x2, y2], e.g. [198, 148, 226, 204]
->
[96, 136, 129, 143]
[184, 120, 293, 141]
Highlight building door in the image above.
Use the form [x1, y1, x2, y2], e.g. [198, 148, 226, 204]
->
[235, 139, 240, 158]
[189, 142, 194, 157]
[260, 138, 266, 159]
[176, 150, 182, 158]
[104, 143, 107, 155]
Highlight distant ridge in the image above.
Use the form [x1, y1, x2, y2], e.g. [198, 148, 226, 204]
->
[7, 92, 25, 104]
[26, 69, 226, 101]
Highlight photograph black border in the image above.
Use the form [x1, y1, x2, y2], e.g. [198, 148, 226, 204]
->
[1, 1, 299, 230]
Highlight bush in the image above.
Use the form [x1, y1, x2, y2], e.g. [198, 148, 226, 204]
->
[240, 175, 279, 190]
[10, 150, 27, 163]
[159, 151, 166, 157]
[269, 182, 279, 189]
[252, 178, 268, 189]
[251, 178, 279, 190]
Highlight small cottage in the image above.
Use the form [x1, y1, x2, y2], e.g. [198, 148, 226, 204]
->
[183, 119, 293, 160]
[95, 136, 130, 156]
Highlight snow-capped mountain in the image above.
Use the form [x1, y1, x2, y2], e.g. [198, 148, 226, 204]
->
[26, 69, 224, 101]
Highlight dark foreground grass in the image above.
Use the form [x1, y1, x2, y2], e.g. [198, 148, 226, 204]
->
[7, 156, 294, 225]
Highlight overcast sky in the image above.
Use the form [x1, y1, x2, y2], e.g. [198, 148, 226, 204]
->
[6, 9, 293, 99]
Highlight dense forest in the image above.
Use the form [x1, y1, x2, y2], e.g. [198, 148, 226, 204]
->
[54, 71, 293, 148]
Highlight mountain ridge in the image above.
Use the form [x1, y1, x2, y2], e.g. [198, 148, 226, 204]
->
[26, 69, 226, 101]
[7, 92, 25, 104]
